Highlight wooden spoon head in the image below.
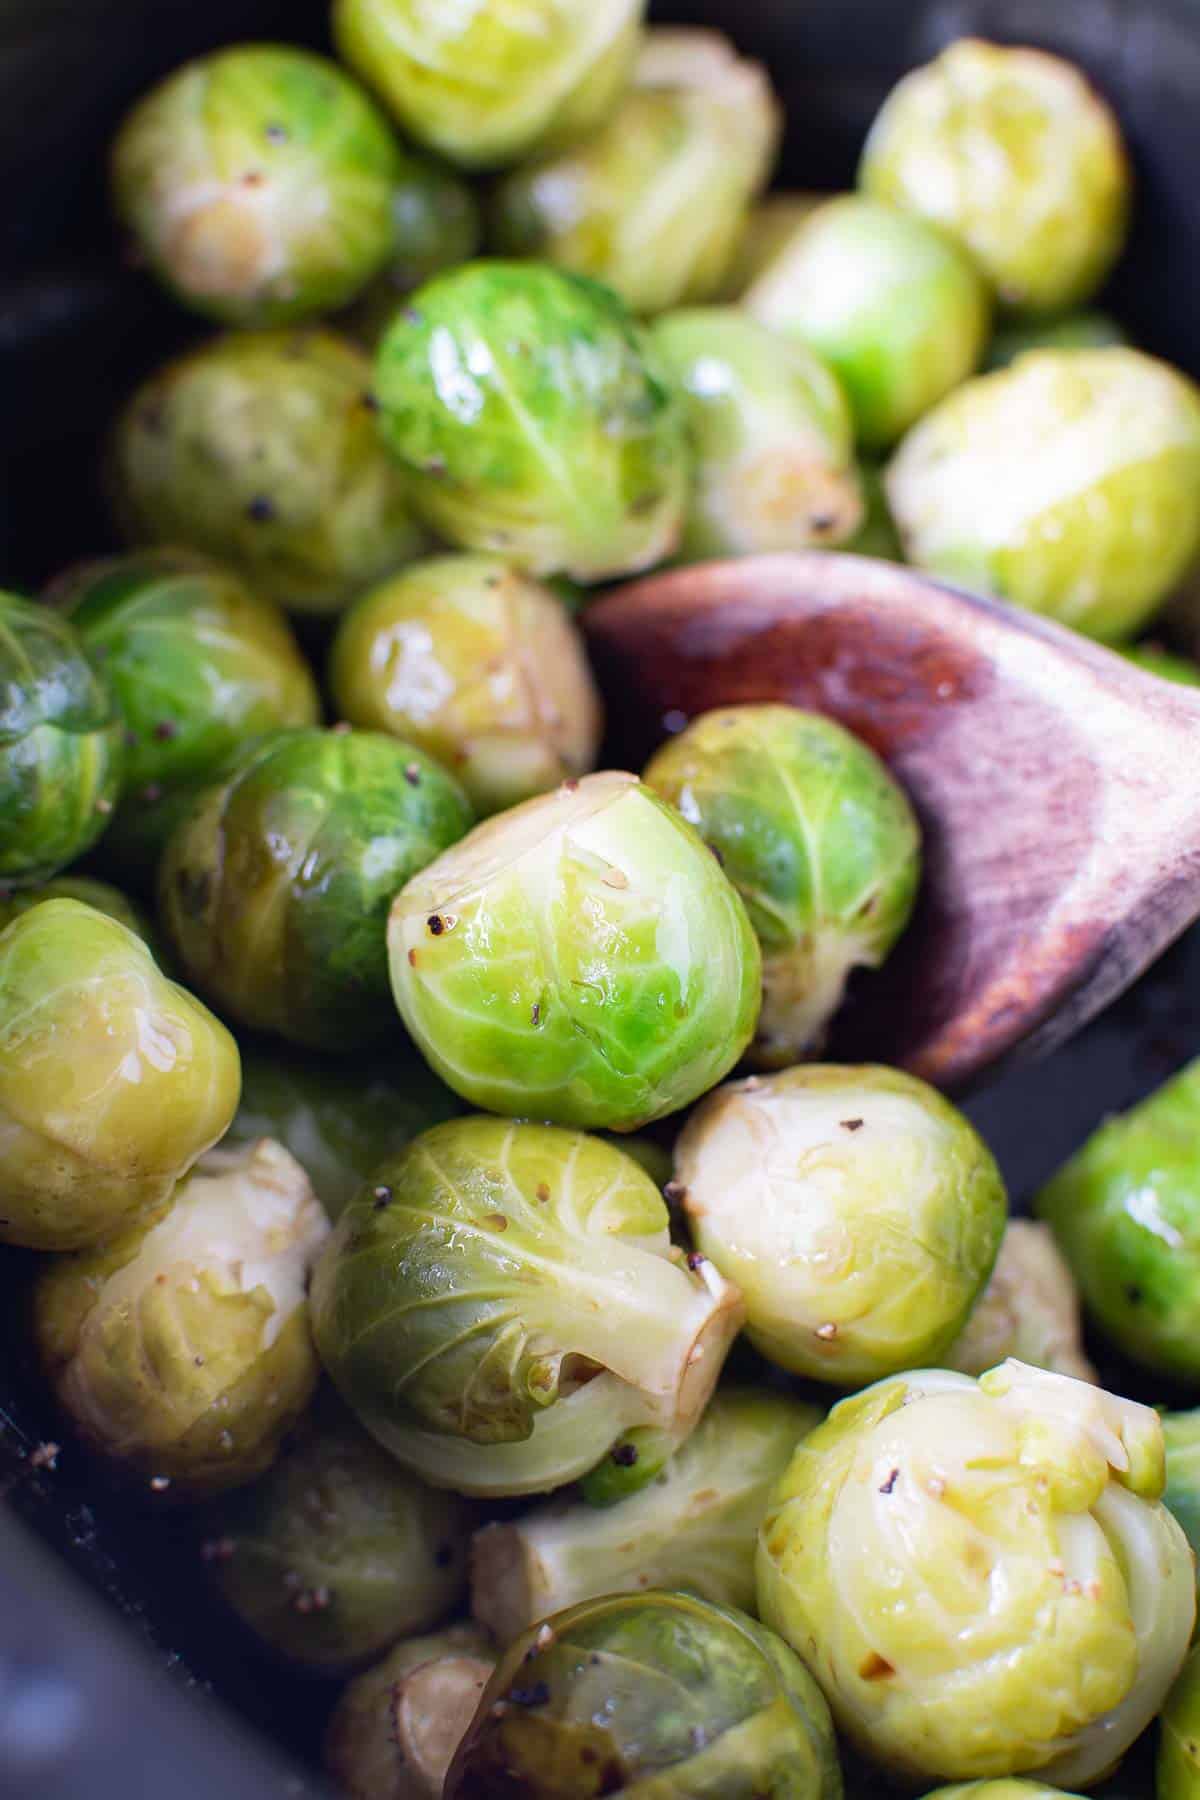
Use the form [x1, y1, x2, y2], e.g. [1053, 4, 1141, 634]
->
[584, 553, 1200, 1091]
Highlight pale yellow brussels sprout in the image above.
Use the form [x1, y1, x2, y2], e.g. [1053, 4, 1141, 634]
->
[946, 1220, 1095, 1382]
[746, 195, 990, 451]
[649, 310, 863, 560]
[33, 1138, 327, 1498]
[324, 1623, 496, 1800]
[0, 899, 240, 1251]
[676, 1066, 1005, 1387]
[111, 46, 401, 327]
[333, 0, 645, 170]
[204, 1407, 473, 1672]
[491, 29, 781, 316]
[860, 38, 1131, 317]
[110, 329, 428, 616]
[886, 349, 1200, 643]
[1160, 1644, 1200, 1800]
[923, 1785, 1085, 1800]
[470, 1388, 820, 1643]
[757, 1361, 1195, 1787]
[329, 556, 602, 816]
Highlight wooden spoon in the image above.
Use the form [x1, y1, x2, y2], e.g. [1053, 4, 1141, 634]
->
[583, 552, 1200, 1093]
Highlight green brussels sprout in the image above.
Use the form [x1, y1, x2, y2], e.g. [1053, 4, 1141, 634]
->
[1121, 644, 1200, 686]
[648, 311, 862, 560]
[1037, 1060, 1200, 1380]
[388, 771, 761, 1130]
[746, 196, 990, 451]
[203, 1407, 473, 1671]
[332, 0, 644, 171]
[471, 1388, 819, 1643]
[445, 1590, 842, 1799]
[111, 45, 400, 327]
[373, 262, 688, 582]
[758, 1361, 1195, 1786]
[324, 1623, 496, 1800]
[718, 193, 835, 302]
[33, 1137, 326, 1496]
[859, 39, 1131, 317]
[160, 727, 472, 1053]
[0, 899, 239, 1250]
[48, 550, 320, 883]
[945, 1220, 1095, 1382]
[342, 154, 482, 345]
[676, 1065, 1006, 1387]
[986, 311, 1129, 372]
[491, 30, 780, 317]
[886, 349, 1200, 643]
[1161, 1645, 1200, 1800]
[1162, 1407, 1200, 1618]
[0, 592, 123, 887]
[845, 463, 904, 562]
[0, 875, 151, 944]
[329, 556, 603, 817]
[110, 329, 428, 617]
[311, 1117, 744, 1497]
[643, 706, 920, 1063]
[226, 1040, 461, 1222]
[923, 1786, 1086, 1800]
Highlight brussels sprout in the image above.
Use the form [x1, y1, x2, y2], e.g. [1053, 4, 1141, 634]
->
[946, 1220, 1095, 1382]
[471, 1388, 819, 1643]
[757, 1361, 1195, 1786]
[1121, 644, 1200, 686]
[0, 592, 123, 887]
[373, 262, 688, 582]
[886, 349, 1200, 643]
[311, 1117, 744, 1498]
[676, 1066, 1005, 1387]
[343, 155, 482, 345]
[160, 727, 472, 1053]
[648, 311, 862, 560]
[643, 707, 920, 1063]
[446, 1590, 842, 1799]
[845, 464, 904, 563]
[1037, 1060, 1200, 1380]
[859, 39, 1131, 317]
[110, 329, 428, 617]
[718, 193, 835, 302]
[1161, 1645, 1200, 1800]
[745, 196, 990, 451]
[33, 1138, 326, 1496]
[333, 0, 644, 171]
[1163, 1408, 1200, 1616]
[329, 556, 603, 816]
[923, 1787, 1086, 1799]
[388, 771, 761, 1130]
[0, 900, 239, 1251]
[48, 550, 320, 883]
[226, 1041, 461, 1222]
[491, 30, 780, 317]
[0, 875, 151, 944]
[986, 311, 1129, 372]
[111, 45, 400, 327]
[204, 1407, 472, 1671]
[325, 1624, 495, 1800]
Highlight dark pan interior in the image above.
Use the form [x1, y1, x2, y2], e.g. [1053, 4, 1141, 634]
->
[3, 1, 1200, 1794]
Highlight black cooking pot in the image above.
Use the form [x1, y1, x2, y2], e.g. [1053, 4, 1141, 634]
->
[4, 2, 1200, 1795]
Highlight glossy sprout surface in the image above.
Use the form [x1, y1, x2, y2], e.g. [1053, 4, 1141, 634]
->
[388, 771, 762, 1130]
[311, 1116, 744, 1496]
